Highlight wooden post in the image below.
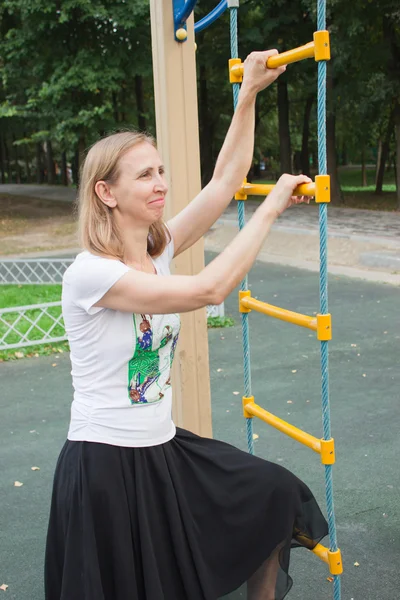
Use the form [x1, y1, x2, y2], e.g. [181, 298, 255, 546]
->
[149, 1, 212, 437]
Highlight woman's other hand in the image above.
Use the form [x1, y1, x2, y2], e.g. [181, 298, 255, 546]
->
[262, 174, 313, 218]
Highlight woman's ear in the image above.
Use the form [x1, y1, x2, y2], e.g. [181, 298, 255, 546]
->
[95, 181, 117, 208]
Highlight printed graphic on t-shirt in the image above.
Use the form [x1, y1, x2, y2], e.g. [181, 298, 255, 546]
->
[128, 314, 180, 405]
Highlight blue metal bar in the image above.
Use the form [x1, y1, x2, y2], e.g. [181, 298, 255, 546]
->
[194, 0, 228, 33]
[174, 0, 198, 28]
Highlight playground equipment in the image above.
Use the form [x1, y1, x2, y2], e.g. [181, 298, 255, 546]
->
[170, 0, 343, 598]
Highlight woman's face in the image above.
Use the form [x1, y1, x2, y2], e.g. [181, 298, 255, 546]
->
[101, 142, 168, 226]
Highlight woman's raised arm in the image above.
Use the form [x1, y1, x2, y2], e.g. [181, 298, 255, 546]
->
[167, 50, 286, 258]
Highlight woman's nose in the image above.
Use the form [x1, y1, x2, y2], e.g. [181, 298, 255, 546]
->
[154, 175, 168, 193]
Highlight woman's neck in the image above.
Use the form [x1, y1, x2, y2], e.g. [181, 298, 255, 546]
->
[120, 226, 156, 273]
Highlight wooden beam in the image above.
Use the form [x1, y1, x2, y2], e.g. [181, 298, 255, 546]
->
[149, 1, 212, 437]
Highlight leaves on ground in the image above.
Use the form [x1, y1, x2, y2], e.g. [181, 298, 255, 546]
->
[14, 481, 23, 487]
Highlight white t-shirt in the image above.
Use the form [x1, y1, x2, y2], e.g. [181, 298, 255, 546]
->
[62, 240, 180, 448]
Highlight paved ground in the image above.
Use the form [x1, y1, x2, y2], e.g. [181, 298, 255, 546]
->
[1, 257, 399, 600]
[0, 184, 77, 203]
[1, 184, 400, 283]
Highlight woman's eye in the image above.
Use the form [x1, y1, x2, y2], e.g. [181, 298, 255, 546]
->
[140, 171, 150, 178]
[159, 168, 165, 175]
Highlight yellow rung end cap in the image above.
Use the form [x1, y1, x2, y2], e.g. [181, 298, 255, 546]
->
[313, 30, 331, 61]
[239, 290, 252, 313]
[242, 396, 255, 419]
[235, 178, 248, 200]
[320, 437, 335, 465]
[328, 549, 343, 575]
[235, 189, 248, 200]
[229, 58, 243, 83]
[315, 174, 331, 203]
[317, 313, 332, 340]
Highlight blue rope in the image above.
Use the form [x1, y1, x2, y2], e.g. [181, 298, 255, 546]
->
[229, 5, 254, 455]
[317, 0, 341, 598]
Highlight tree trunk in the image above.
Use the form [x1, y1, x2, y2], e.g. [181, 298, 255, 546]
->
[61, 151, 68, 186]
[301, 95, 313, 176]
[71, 148, 79, 186]
[342, 142, 348, 166]
[112, 91, 119, 124]
[71, 138, 85, 186]
[23, 132, 31, 182]
[395, 104, 400, 210]
[375, 139, 382, 186]
[311, 148, 318, 171]
[198, 65, 215, 187]
[277, 79, 292, 173]
[326, 113, 343, 203]
[0, 135, 5, 183]
[36, 143, 44, 183]
[4, 137, 12, 182]
[135, 75, 147, 131]
[12, 134, 22, 183]
[376, 107, 395, 194]
[46, 140, 56, 184]
[361, 147, 367, 187]
[326, 65, 342, 203]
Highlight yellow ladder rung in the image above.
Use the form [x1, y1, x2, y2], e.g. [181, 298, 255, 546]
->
[312, 544, 343, 575]
[230, 32, 330, 82]
[240, 295, 317, 331]
[239, 292, 332, 341]
[234, 175, 330, 203]
[238, 181, 315, 198]
[242, 398, 335, 464]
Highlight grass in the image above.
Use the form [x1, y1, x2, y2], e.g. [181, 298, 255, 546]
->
[207, 316, 235, 328]
[1, 284, 62, 307]
[0, 285, 67, 362]
[0, 285, 235, 361]
[338, 166, 395, 191]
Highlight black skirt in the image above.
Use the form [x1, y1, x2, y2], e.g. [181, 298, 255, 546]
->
[45, 428, 328, 600]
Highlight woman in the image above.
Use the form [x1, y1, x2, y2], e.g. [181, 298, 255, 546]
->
[45, 50, 328, 600]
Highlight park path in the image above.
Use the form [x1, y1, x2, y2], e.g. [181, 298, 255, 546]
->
[1, 183, 399, 241]
[1, 183, 400, 283]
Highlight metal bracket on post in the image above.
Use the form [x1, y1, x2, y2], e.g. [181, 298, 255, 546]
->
[173, 0, 198, 42]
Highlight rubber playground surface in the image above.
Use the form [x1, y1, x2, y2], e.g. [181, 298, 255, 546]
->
[1, 258, 399, 599]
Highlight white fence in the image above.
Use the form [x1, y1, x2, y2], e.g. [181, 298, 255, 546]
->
[0, 259, 224, 351]
[0, 259, 73, 284]
[0, 301, 65, 350]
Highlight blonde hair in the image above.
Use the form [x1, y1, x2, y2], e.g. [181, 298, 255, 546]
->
[78, 131, 170, 260]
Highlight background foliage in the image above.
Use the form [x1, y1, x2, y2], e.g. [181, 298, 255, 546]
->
[0, 0, 399, 205]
